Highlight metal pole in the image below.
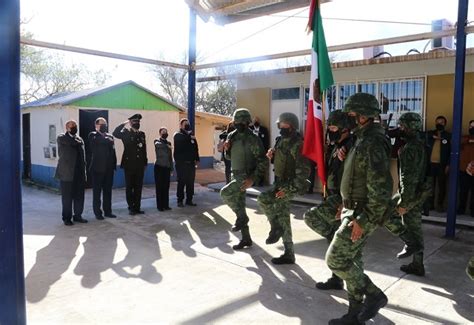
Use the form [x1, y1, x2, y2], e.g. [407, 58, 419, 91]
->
[0, 0, 27, 323]
[446, 0, 469, 238]
[188, 8, 197, 132]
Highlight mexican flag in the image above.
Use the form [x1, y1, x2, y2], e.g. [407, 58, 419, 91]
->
[302, 0, 334, 189]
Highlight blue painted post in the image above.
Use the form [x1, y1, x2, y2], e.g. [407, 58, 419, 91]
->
[446, 0, 469, 238]
[188, 8, 197, 132]
[0, 0, 27, 323]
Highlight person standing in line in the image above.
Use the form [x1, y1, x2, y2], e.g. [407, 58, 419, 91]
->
[89, 117, 117, 220]
[458, 120, 474, 217]
[220, 109, 266, 250]
[250, 116, 270, 186]
[173, 118, 200, 207]
[219, 122, 235, 184]
[326, 93, 392, 324]
[113, 114, 147, 215]
[154, 127, 173, 211]
[55, 120, 88, 226]
[424, 115, 451, 214]
[258, 112, 310, 265]
[304, 110, 354, 289]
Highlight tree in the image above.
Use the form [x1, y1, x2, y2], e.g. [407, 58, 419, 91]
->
[20, 28, 109, 104]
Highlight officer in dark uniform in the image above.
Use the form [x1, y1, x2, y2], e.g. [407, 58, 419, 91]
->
[89, 117, 117, 220]
[113, 114, 148, 215]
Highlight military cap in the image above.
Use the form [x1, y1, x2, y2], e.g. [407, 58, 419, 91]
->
[233, 108, 252, 124]
[129, 113, 143, 121]
[276, 112, 299, 129]
[343, 93, 380, 118]
[327, 110, 348, 129]
[398, 112, 422, 131]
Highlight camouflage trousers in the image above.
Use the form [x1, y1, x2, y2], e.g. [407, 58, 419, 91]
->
[220, 174, 249, 227]
[384, 206, 424, 265]
[326, 215, 381, 303]
[304, 194, 342, 242]
[258, 186, 294, 245]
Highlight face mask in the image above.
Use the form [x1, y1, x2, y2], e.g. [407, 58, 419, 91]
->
[131, 122, 140, 130]
[469, 128, 474, 136]
[328, 130, 341, 142]
[253, 122, 260, 128]
[161, 133, 169, 139]
[69, 126, 78, 135]
[99, 124, 108, 133]
[435, 124, 444, 131]
[279, 128, 291, 137]
[235, 124, 247, 132]
[184, 124, 191, 131]
[347, 116, 358, 130]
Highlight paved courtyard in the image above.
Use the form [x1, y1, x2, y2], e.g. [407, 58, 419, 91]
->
[22, 182, 473, 324]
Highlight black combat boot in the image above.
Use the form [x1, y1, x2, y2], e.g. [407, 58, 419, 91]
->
[400, 252, 425, 276]
[271, 242, 295, 264]
[328, 300, 365, 325]
[316, 273, 344, 290]
[232, 213, 249, 232]
[357, 291, 388, 322]
[232, 226, 253, 250]
[265, 220, 283, 245]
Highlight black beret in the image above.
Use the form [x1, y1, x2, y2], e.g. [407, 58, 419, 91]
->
[129, 113, 142, 121]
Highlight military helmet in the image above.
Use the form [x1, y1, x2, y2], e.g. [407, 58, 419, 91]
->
[327, 110, 348, 129]
[233, 108, 252, 124]
[276, 112, 299, 129]
[398, 112, 422, 131]
[343, 93, 381, 118]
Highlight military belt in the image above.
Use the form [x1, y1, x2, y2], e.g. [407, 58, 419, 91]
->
[342, 199, 367, 210]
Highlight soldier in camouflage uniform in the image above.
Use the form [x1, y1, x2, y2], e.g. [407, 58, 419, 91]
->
[304, 110, 354, 290]
[467, 257, 474, 280]
[220, 108, 266, 250]
[384, 112, 427, 276]
[326, 93, 392, 325]
[258, 112, 310, 264]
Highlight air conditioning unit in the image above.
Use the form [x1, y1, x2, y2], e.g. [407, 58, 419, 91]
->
[431, 19, 454, 49]
[363, 46, 384, 59]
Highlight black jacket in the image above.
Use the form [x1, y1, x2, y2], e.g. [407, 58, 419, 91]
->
[55, 133, 86, 182]
[154, 138, 173, 168]
[88, 131, 117, 173]
[251, 125, 270, 151]
[173, 130, 200, 163]
[426, 129, 451, 166]
[113, 123, 148, 170]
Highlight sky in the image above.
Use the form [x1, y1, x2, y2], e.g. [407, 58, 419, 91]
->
[20, 0, 474, 92]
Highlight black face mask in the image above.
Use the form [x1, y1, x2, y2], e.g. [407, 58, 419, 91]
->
[435, 124, 444, 131]
[131, 122, 140, 130]
[328, 130, 341, 142]
[347, 116, 358, 130]
[279, 128, 291, 137]
[184, 124, 191, 131]
[253, 122, 260, 128]
[235, 124, 247, 132]
[69, 126, 78, 135]
[161, 133, 169, 139]
[99, 124, 108, 133]
[469, 128, 474, 136]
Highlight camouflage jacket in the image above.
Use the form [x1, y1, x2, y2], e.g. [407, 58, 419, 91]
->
[225, 128, 266, 182]
[397, 135, 427, 211]
[326, 134, 355, 193]
[273, 134, 310, 195]
[340, 122, 392, 227]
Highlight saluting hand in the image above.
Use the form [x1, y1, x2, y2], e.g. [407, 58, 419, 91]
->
[348, 219, 363, 242]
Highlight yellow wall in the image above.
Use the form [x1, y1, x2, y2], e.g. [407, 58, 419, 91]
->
[426, 72, 474, 133]
[236, 88, 271, 128]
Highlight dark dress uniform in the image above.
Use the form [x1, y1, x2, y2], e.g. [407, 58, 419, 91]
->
[55, 132, 87, 224]
[154, 137, 173, 211]
[173, 129, 200, 205]
[88, 130, 117, 218]
[113, 119, 147, 214]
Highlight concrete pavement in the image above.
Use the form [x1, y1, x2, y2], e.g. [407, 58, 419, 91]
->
[22, 184, 473, 324]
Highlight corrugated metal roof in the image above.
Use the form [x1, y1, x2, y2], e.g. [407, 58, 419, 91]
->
[21, 80, 185, 111]
[184, 0, 330, 24]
